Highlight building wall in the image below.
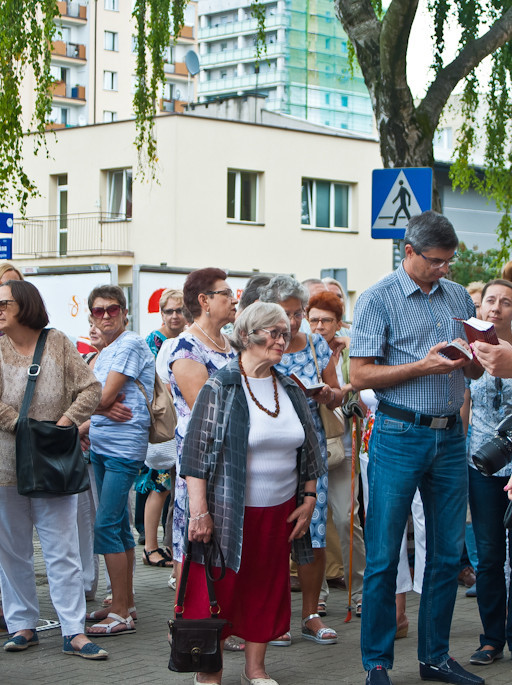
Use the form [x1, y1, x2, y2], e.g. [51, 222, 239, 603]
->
[13, 113, 390, 303]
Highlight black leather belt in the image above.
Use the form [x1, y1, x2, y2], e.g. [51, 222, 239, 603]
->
[378, 401, 458, 430]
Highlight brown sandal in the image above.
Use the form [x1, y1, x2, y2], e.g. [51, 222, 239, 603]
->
[142, 548, 173, 567]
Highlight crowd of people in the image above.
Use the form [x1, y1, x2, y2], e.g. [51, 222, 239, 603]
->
[0, 209, 511, 685]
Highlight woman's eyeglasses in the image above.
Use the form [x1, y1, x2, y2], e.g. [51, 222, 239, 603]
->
[0, 299, 16, 311]
[251, 328, 292, 344]
[309, 317, 336, 325]
[494, 377, 503, 411]
[90, 304, 121, 319]
[206, 289, 235, 299]
[162, 307, 183, 316]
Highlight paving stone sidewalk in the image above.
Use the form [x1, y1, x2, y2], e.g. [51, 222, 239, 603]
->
[1, 535, 510, 685]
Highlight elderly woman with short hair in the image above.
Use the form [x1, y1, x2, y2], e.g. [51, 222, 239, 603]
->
[180, 302, 324, 685]
[260, 275, 343, 645]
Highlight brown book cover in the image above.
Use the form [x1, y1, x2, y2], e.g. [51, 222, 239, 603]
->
[461, 317, 499, 345]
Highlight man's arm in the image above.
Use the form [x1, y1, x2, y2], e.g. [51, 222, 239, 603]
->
[472, 339, 512, 378]
[350, 341, 471, 391]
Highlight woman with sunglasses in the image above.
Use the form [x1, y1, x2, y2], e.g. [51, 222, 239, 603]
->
[180, 302, 323, 685]
[260, 275, 342, 647]
[84, 285, 155, 637]
[462, 279, 512, 666]
[166, 269, 237, 580]
[0, 281, 107, 659]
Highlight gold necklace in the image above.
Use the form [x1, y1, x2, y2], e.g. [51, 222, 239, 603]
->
[239, 356, 280, 418]
[193, 322, 228, 352]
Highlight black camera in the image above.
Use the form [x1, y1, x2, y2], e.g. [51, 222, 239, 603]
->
[472, 414, 512, 476]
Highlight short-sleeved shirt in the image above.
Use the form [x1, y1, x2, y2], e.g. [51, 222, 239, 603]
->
[90, 330, 155, 461]
[145, 329, 167, 358]
[467, 372, 512, 477]
[350, 262, 475, 415]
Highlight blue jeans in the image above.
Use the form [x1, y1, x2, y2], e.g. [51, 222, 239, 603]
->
[468, 466, 512, 651]
[90, 451, 141, 555]
[361, 411, 467, 670]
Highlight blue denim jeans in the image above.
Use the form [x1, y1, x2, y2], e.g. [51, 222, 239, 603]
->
[361, 410, 467, 670]
[90, 450, 141, 555]
[468, 466, 512, 651]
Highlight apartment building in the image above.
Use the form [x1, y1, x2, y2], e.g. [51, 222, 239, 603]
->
[197, 0, 374, 134]
[22, 0, 199, 130]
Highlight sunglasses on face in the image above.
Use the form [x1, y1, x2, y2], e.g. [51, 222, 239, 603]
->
[90, 304, 122, 319]
[162, 307, 183, 316]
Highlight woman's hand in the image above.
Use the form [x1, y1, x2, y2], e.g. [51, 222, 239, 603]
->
[287, 497, 316, 543]
[97, 393, 132, 422]
[504, 475, 512, 501]
[188, 513, 214, 543]
[56, 416, 73, 427]
[311, 383, 334, 405]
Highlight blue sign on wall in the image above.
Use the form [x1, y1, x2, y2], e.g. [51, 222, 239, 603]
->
[372, 168, 433, 239]
[0, 213, 14, 234]
[0, 239, 12, 260]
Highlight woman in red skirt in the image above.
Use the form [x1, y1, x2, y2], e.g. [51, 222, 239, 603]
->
[180, 302, 324, 685]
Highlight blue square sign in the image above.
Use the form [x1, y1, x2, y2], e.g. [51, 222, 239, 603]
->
[372, 168, 433, 239]
[0, 213, 13, 234]
[0, 239, 12, 260]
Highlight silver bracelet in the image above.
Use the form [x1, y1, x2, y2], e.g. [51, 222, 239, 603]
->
[189, 511, 209, 521]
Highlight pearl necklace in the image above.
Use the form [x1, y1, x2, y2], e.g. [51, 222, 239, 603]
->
[193, 322, 228, 352]
[239, 356, 280, 418]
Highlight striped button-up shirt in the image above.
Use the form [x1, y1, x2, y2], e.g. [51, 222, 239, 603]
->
[350, 263, 475, 415]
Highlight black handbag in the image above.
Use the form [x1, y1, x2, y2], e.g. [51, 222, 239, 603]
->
[168, 537, 227, 673]
[15, 328, 90, 498]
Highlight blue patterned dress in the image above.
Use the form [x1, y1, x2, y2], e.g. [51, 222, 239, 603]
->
[167, 332, 235, 561]
[275, 333, 331, 547]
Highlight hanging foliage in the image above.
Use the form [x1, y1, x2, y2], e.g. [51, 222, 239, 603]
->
[0, 0, 57, 213]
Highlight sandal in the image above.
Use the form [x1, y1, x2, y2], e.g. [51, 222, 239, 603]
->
[86, 613, 136, 637]
[143, 547, 173, 567]
[317, 601, 327, 617]
[101, 594, 112, 608]
[224, 635, 245, 651]
[301, 613, 338, 645]
[356, 602, 362, 618]
[268, 631, 291, 647]
[86, 607, 137, 622]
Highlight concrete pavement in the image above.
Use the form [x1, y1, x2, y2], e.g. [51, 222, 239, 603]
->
[1, 534, 510, 685]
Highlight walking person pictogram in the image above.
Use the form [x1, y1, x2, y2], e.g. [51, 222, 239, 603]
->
[390, 180, 411, 225]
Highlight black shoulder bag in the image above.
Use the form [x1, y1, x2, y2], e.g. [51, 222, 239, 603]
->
[168, 537, 227, 673]
[15, 328, 90, 497]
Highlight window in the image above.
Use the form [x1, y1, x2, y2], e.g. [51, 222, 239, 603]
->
[57, 174, 68, 255]
[325, 38, 331, 50]
[103, 70, 118, 91]
[104, 31, 119, 51]
[104, 0, 119, 10]
[103, 110, 118, 123]
[301, 179, 350, 229]
[227, 170, 259, 222]
[341, 95, 348, 107]
[107, 169, 132, 219]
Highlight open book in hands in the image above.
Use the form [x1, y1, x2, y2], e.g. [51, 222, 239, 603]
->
[289, 373, 325, 397]
[439, 317, 499, 361]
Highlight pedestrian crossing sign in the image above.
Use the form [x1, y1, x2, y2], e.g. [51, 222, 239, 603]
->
[371, 168, 433, 239]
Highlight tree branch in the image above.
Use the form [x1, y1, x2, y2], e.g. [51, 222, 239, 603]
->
[419, 7, 512, 129]
[380, 0, 418, 86]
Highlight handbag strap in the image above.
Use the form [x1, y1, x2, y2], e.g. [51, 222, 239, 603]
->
[18, 328, 50, 420]
[175, 537, 226, 618]
[134, 378, 154, 421]
[308, 334, 322, 384]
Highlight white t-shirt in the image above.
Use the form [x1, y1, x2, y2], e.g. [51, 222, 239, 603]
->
[241, 375, 304, 507]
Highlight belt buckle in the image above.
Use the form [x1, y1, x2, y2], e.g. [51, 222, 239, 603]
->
[429, 416, 448, 430]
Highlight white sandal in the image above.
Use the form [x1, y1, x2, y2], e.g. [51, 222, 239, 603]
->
[86, 612, 136, 637]
[301, 613, 337, 645]
[241, 673, 279, 685]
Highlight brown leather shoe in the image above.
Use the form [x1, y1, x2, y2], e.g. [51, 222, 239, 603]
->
[326, 576, 346, 590]
[457, 566, 476, 588]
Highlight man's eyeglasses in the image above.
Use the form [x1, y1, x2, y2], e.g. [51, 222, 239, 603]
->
[494, 377, 503, 411]
[418, 252, 457, 269]
[251, 328, 292, 344]
[162, 307, 183, 316]
[309, 317, 336, 326]
[90, 304, 122, 319]
[0, 299, 16, 311]
[206, 289, 235, 299]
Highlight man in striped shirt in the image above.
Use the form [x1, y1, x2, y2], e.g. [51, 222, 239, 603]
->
[350, 211, 483, 685]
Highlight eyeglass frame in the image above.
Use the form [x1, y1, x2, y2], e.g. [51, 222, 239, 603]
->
[162, 307, 184, 316]
[90, 304, 122, 319]
[417, 251, 458, 269]
[205, 289, 236, 299]
[308, 316, 337, 326]
[0, 299, 17, 311]
[250, 328, 292, 344]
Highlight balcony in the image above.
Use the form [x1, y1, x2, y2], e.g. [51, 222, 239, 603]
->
[199, 69, 287, 95]
[163, 61, 190, 78]
[51, 81, 86, 102]
[13, 214, 132, 258]
[201, 42, 283, 67]
[57, 1, 87, 23]
[51, 40, 86, 63]
[178, 24, 194, 40]
[159, 98, 187, 113]
[199, 13, 288, 41]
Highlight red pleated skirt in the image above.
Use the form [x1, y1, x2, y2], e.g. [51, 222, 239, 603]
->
[180, 496, 295, 642]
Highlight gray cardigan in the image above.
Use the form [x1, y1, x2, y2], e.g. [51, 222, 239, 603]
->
[180, 356, 325, 572]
